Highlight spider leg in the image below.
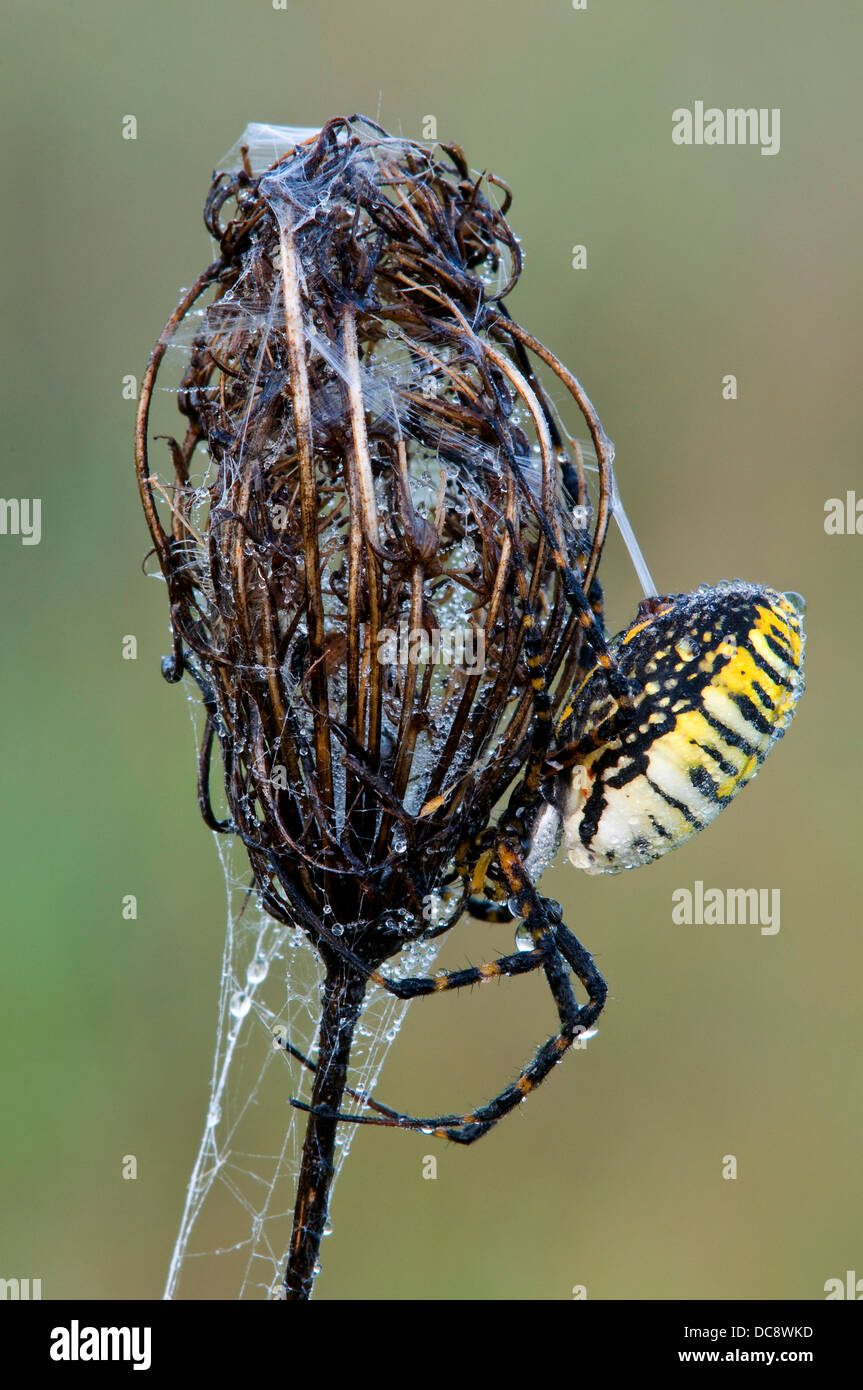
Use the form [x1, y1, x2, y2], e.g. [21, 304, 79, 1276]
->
[460, 834, 518, 921]
[293, 904, 603, 1144]
[500, 521, 557, 832]
[294, 845, 606, 1143]
[288, 934, 550, 1128]
[369, 941, 547, 999]
[273, 1028, 406, 1122]
[495, 443, 639, 716]
[467, 895, 516, 922]
[271, 867, 543, 1004]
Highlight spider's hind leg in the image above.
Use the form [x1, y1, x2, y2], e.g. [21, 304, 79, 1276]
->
[296, 841, 607, 1144]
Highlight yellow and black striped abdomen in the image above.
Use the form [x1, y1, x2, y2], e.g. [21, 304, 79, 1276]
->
[562, 582, 805, 874]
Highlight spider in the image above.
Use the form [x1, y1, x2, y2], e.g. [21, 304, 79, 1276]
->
[285, 527, 806, 1143]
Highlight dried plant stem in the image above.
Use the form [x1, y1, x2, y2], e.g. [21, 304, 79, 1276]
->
[277, 218, 335, 813]
[284, 961, 366, 1300]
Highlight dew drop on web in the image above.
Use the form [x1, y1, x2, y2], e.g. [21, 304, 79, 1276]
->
[230, 990, 252, 1019]
[247, 957, 268, 985]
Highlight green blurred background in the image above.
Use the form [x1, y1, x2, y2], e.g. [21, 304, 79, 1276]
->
[2, 0, 860, 1300]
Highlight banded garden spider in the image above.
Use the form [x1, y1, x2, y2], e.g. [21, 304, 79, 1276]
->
[284, 523, 806, 1143]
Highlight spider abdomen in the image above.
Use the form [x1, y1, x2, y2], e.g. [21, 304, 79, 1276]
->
[561, 582, 805, 874]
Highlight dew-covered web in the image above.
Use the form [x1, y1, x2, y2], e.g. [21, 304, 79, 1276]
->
[162, 797, 442, 1301]
[147, 121, 656, 1301]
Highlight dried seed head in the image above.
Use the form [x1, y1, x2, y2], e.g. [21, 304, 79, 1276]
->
[135, 116, 614, 960]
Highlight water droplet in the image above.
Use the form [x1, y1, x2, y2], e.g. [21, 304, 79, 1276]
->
[674, 635, 701, 663]
[270, 1280, 286, 1300]
[323, 1221, 333, 1237]
[247, 957, 268, 985]
[330, 922, 344, 937]
[230, 990, 252, 1019]
[390, 825, 407, 853]
[783, 591, 806, 616]
[514, 922, 534, 953]
[507, 895, 523, 918]
[313, 1260, 322, 1276]
[420, 1125, 434, 1135]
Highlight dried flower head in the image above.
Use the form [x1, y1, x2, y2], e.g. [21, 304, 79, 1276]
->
[136, 115, 613, 951]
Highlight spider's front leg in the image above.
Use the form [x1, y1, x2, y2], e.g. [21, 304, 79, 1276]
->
[440, 854, 607, 1144]
[291, 842, 606, 1144]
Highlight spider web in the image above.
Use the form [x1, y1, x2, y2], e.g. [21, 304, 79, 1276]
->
[162, 737, 443, 1301]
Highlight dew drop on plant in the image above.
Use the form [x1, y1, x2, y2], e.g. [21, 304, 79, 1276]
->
[390, 825, 407, 853]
